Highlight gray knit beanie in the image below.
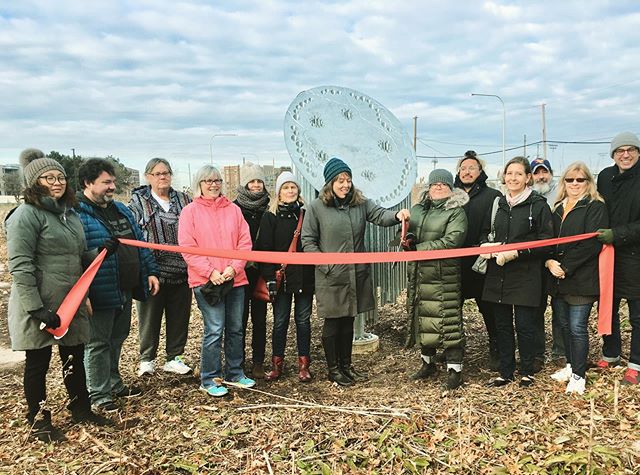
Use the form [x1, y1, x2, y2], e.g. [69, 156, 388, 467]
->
[610, 131, 640, 157]
[19, 148, 66, 188]
[240, 161, 266, 187]
[275, 171, 300, 199]
[427, 169, 454, 189]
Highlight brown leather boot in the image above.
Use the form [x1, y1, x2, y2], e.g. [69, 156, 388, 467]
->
[265, 356, 284, 381]
[298, 356, 312, 382]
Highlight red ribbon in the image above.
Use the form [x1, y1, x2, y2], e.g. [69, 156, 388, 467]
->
[52, 234, 613, 337]
[47, 249, 107, 339]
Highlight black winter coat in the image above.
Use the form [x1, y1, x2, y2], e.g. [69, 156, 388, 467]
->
[597, 161, 640, 299]
[454, 172, 502, 299]
[234, 199, 266, 245]
[255, 204, 315, 294]
[547, 199, 608, 298]
[482, 191, 554, 307]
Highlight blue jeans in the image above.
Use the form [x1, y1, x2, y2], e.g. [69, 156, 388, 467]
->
[271, 291, 313, 357]
[603, 299, 640, 371]
[493, 303, 538, 379]
[552, 298, 593, 378]
[194, 285, 246, 386]
[84, 293, 132, 405]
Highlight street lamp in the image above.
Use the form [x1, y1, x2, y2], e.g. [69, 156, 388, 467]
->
[471, 93, 506, 167]
[209, 133, 237, 164]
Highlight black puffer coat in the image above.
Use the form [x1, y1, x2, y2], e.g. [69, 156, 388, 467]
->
[482, 191, 554, 307]
[255, 203, 314, 294]
[454, 172, 502, 299]
[546, 198, 608, 298]
[597, 161, 640, 299]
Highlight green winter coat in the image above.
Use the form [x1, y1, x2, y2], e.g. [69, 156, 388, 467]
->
[301, 194, 400, 318]
[6, 198, 90, 351]
[406, 189, 468, 350]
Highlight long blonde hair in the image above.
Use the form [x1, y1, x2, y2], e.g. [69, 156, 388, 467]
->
[552, 161, 603, 211]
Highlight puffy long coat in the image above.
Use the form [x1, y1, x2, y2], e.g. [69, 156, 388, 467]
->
[547, 198, 608, 298]
[255, 203, 314, 294]
[301, 193, 399, 318]
[597, 161, 640, 299]
[482, 191, 554, 307]
[6, 199, 90, 350]
[454, 172, 502, 299]
[405, 189, 468, 349]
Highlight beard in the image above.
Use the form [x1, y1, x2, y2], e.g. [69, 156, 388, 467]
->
[532, 181, 551, 195]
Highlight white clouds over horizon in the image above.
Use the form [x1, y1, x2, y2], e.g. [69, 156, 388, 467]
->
[1, 0, 639, 184]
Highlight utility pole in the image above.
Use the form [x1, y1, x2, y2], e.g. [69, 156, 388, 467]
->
[523, 134, 527, 159]
[413, 116, 418, 151]
[541, 103, 547, 161]
[71, 148, 76, 159]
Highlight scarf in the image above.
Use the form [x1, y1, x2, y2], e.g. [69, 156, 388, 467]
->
[332, 188, 354, 208]
[235, 186, 270, 212]
[506, 187, 532, 208]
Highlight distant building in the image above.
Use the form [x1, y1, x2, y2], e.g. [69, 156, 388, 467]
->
[224, 165, 241, 199]
[1, 164, 21, 196]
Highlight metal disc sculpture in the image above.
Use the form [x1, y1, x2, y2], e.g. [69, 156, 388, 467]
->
[284, 85, 417, 208]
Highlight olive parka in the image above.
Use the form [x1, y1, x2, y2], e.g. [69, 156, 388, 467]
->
[405, 188, 469, 349]
[6, 198, 90, 351]
[301, 192, 400, 318]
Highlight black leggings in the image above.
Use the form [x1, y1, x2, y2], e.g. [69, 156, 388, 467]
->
[322, 316, 355, 338]
[24, 344, 88, 418]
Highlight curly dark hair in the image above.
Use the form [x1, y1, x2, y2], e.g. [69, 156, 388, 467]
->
[77, 158, 116, 188]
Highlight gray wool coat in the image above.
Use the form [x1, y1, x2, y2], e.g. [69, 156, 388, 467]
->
[301, 194, 400, 318]
[6, 198, 90, 350]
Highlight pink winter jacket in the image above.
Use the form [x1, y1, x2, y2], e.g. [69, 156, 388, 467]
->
[178, 195, 252, 288]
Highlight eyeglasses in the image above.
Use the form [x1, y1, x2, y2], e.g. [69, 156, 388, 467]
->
[564, 178, 588, 183]
[614, 146, 639, 156]
[148, 171, 172, 178]
[201, 179, 223, 186]
[39, 175, 67, 185]
[430, 182, 449, 188]
[459, 166, 479, 173]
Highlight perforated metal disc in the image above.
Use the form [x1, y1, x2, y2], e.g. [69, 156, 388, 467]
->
[284, 86, 417, 208]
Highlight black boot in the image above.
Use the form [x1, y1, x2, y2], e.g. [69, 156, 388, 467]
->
[446, 369, 463, 390]
[339, 331, 368, 382]
[68, 399, 113, 426]
[411, 361, 437, 380]
[322, 336, 353, 387]
[488, 340, 500, 372]
[28, 410, 66, 443]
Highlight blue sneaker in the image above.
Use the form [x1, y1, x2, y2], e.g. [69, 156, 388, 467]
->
[224, 376, 256, 389]
[199, 384, 228, 397]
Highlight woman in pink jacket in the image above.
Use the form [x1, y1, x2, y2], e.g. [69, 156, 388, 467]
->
[178, 165, 254, 397]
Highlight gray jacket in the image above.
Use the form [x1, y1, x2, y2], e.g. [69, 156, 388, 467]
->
[301, 194, 399, 318]
[6, 199, 90, 350]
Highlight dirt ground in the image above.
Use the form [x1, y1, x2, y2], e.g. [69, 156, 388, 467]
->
[0, 229, 638, 474]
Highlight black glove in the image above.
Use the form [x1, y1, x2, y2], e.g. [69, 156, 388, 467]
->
[401, 232, 417, 251]
[267, 281, 278, 301]
[99, 238, 120, 258]
[29, 308, 61, 330]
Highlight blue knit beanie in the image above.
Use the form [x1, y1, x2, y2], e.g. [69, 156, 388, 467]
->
[323, 157, 352, 184]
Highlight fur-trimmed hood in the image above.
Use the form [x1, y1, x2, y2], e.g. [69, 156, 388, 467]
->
[419, 187, 469, 210]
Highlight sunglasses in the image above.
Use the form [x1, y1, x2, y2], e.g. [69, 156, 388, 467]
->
[564, 178, 588, 183]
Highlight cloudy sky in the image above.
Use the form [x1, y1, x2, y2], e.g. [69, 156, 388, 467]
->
[1, 0, 639, 188]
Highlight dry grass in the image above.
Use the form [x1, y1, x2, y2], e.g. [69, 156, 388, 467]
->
[0, 227, 638, 474]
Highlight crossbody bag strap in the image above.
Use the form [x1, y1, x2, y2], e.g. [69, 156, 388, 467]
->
[488, 196, 500, 241]
[282, 208, 304, 271]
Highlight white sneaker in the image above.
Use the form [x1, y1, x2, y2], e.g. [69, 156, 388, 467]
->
[138, 360, 155, 377]
[551, 364, 572, 382]
[163, 356, 192, 375]
[565, 374, 586, 395]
